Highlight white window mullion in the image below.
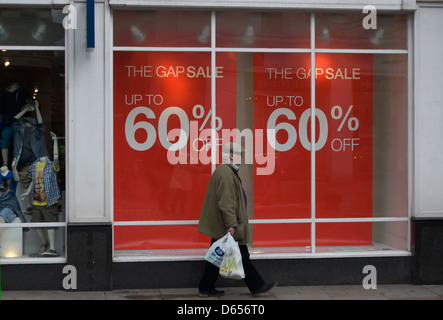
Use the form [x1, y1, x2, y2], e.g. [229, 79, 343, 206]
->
[210, 11, 217, 173]
[310, 12, 316, 254]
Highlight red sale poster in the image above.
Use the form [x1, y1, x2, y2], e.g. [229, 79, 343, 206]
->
[315, 53, 373, 246]
[253, 53, 373, 247]
[114, 50, 373, 250]
[253, 53, 312, 247]
[113, 51, 236, 250]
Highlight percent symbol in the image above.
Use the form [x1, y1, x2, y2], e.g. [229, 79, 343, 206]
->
[192, 104, 223, 131]
[331, 105, 359, 132]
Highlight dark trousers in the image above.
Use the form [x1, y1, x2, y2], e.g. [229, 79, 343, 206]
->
[199, 240, 265, 293]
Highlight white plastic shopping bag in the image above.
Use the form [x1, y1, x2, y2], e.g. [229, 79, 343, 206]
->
[205, 233, 229, 267]
[219, 234, 245, 280]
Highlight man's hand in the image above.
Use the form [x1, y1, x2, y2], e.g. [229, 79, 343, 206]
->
[227, 227, 235, 236]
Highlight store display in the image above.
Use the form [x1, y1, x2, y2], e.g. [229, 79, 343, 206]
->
[0, 79, 64, 259]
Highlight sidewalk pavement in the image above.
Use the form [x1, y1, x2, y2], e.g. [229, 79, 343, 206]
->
[2, 284, 443, 300]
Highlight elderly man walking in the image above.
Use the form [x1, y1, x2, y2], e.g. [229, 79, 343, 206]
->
[198, 142, 277, 297]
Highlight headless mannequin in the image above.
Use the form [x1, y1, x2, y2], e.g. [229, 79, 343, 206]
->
[13, 101, 40, 209]
[1, 83, 34, 166]
[20, 131, 59, 256]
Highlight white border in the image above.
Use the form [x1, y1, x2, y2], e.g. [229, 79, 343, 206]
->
[113, 250, 411, 263]
[310, 12, 317, 254]
[108, 0, 417, 11]
[113, 217, 409, 226]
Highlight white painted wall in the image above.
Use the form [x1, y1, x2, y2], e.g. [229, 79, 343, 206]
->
[66, 0, 110, 223]
[414, 3, 443, 217]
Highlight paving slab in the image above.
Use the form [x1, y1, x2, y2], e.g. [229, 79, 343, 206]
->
[1, 284, 443, 300]
[377, 284, 443, 300]
[272, 286, 332, 300]
[1, 290, 106, 300]
[320, 285, 388, 300]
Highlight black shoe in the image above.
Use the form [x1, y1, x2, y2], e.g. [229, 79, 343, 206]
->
[251, 281, 278, 297]
[199, 289, 225, 297]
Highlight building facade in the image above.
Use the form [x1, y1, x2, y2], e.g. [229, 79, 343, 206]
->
[0, 0, 442, 290]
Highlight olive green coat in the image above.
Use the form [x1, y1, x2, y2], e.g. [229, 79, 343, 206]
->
[198, 164, 249, 245]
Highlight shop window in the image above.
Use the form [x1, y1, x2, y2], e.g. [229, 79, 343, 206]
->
[113, 10, 409, 258]
[0, 7, 65, 262]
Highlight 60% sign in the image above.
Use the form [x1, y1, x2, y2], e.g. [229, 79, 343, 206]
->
[124, 104, 360, 152]
[125, 104, 222, 152]
[267, 104, 360, 152]
[330, 105, 360, 152]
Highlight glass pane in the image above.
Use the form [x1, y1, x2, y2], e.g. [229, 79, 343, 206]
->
[114, 225, 208, 251]
[315, 13, 407, 49]
[315, 53, 373, 219]
[0, 50, 66, 260]
[253, 223, 310, 248]
[315, 53, 407, 219]
[0, 8, 65, 46]
[0, 225, 66, 258]
[316, 221, 408, 251]
[0, 222, 27, 258]
[372, 54, 408, 217]
[216, 52, 311, 222]
[252, 53, 311, 220]
[113, 51, 216, 250]
[216, 52, 311, 248]
[216, 11, 310, 48]
[113, 10, 211, 47]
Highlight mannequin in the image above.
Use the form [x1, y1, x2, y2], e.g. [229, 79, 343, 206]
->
[13, 100, 48, 210]
[0, 83, 35, 166]
[0, 158, 28, 237]
[20, 131, 60, 257]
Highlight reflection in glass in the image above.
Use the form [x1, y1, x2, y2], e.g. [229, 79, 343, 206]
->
[315, 13, 407, 49]
[216, 11, 310, 48]
[0, 9, 65, 46]
[113, 10, 211, 47]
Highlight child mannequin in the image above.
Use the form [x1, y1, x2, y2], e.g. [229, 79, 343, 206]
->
[20, 132, 60, 257]
[13, 100, 48, 211]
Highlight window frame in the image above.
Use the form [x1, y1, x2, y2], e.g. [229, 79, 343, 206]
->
[0, 7, 67, 265]
[111, 9, 413, 262]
